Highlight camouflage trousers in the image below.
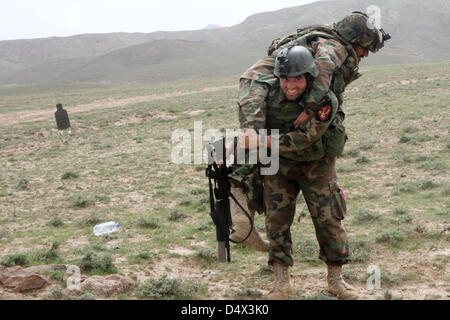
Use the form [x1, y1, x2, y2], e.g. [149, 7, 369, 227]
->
[265, 157, 349, 267]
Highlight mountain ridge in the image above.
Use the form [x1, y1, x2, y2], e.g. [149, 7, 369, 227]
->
[1, 0, 449, 85]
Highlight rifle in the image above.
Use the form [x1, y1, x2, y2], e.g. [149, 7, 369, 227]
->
[205, 136, 254, 263]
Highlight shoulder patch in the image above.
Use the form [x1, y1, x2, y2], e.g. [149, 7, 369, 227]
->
[317, 105, 332, 121]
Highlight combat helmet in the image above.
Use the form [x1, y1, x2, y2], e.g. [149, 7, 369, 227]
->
[274, 45, 319, 78]
[333, 11, 391, 52]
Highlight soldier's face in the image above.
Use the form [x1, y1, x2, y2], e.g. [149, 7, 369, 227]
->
[280, 75, 307, 101]
[355, 45, 369, 62]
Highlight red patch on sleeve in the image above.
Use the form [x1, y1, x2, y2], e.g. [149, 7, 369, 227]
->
[317, 105, 331, 121]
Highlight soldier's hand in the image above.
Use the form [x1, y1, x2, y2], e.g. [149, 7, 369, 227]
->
[294, 110, 310, 129]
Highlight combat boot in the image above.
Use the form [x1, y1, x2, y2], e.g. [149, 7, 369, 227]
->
[327, 265, 359, 300]
[266, 263, 293, 299]
[229, 187, 269, 252]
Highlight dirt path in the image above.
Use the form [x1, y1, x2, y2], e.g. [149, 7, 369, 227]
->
[0, 85, 237, 127]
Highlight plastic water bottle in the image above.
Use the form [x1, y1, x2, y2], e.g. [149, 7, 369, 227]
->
[93, 221, 120, 236]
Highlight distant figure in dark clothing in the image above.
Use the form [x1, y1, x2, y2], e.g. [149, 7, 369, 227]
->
[55, 103, 71, 130]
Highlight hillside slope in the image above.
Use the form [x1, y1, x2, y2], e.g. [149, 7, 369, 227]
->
[0, 0, 448, 85]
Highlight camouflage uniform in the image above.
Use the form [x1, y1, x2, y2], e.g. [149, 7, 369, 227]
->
[267, 12, 389, 112]
[235, 66, 349, 267]
[232, 12, 390, 269]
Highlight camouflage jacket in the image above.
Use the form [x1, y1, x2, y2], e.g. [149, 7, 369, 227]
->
[232, 66, 343, 214]
[268, 25, 362, 111]
[238, 74, 339, 160]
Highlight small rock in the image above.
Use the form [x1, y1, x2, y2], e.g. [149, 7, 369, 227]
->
[0, 267, 49, 292]
[81, 274, 135, 298]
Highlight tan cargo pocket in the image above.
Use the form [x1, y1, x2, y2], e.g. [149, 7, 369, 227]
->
[330, 181, 347, 221]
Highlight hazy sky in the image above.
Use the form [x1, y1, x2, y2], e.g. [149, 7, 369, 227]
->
[1, 0, 318, 41]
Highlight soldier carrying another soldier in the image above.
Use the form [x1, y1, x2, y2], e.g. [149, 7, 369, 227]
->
[228, 11, 390, 300]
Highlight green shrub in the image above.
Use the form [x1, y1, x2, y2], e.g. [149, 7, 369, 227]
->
[0, 227, 7, 238]
[348, 239, 371, 263]
[79, 251, 117, 275]
[47, 270, 66, 283]
[17, 178, 29, 190]
[393, 207, 408, 215]
[304, 293, 337, 300]
[393, 182, 417, 194]
[193, 221, 212, 231]
[416, 135, 435, 142]
[355, 155, 370, 164]
[71, 193, 95, 208]
[414, 224, 427, 235]
[358, 141, 375, 151]
[47, 216, 65, 227]
[383, 290, 403, 300]
[398, 214, 413, 224]
[32, 241, 62, 264]
[0, 253, 30, 266]
[136, 275, 206, 299]
[94, 194, 110, 204]
[343, 149, 360, 158]
[376, 229, 406, 244]
[78, 212, 104, 226]
[72, 293, 97, 300]
[417, 180, 439, 190]
[197, 195, 209, 204]
[294, 238, 320, 264]
[252, 264, 273, 277]
[233, 288, 263, 298]
[136, 216, 160, 229]
[128, 252, 155, 264]
[353, 209, 381, 224]
[196, 248, 216, 262]
[190, 188, 207, 195]
[399, 135, 411, 143]
[402, 154, 427, 163]
[194, 203, 207, 212]
[399, 135, 417, 144]
[441, 184, 450, 196]
[49, 287, 64, 300]
[61, 171, 80, 180]
[178, 199, 193, 206]
[402, 127, 419, 134]
[168, 209, 186, 221]
[418, 160, 448, 171]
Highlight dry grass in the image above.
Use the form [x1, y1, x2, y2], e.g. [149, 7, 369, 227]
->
[0, 61, 449, 300]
